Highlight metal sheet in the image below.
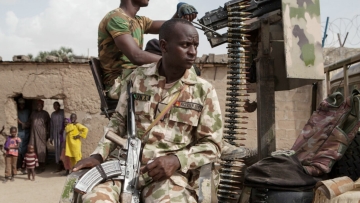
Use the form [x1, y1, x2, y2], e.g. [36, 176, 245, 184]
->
[282, 0, 324, 80]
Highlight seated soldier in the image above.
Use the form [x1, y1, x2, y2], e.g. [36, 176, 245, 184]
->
[98, 0, 198, 99]
[74, 18, 223, 202]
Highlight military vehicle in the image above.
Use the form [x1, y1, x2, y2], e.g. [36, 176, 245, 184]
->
[327, 58, 360, 181]
[61, 0, 360, 202]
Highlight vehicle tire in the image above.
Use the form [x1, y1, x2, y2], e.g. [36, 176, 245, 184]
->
[330, 132, 360, 181]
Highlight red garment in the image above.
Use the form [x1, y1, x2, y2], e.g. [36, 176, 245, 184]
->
[60, 148, 71, 170]
[5, 136, 21, 156]
[23, 153, 39, 169]
[60, 138, 71, 170]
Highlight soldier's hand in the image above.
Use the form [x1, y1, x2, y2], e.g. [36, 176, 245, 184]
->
[73, 154, 103, 172]
[177, 2, 197, 21]
[141, 155, 180, 182]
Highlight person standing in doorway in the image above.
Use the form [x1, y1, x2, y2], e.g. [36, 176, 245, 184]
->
[29, 100, 50, 174]
[49, 101, 64, 172]
[16, 98, 31, 173]
[65, 113, 88, 168]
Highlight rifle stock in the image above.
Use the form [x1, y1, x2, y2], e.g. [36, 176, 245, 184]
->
[105, 130, 127, 148]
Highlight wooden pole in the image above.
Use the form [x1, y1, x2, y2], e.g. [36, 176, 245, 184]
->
[326, 72, 330, 95]
[343, 65, 349, 98]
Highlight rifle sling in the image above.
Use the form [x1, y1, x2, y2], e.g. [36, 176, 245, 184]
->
[141, 84, 188, 140]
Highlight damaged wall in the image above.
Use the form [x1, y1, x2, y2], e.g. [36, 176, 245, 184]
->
[0, 62, 108, 167]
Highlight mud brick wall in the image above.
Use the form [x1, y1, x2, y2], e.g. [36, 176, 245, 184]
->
[0, 62, 108, 167]
[0, 60, 316, 167]
[201, 65, 314, 151]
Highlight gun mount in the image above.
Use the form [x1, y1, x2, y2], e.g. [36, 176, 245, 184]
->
[196, 0, 324, 202]
[197, 0, 281, 48]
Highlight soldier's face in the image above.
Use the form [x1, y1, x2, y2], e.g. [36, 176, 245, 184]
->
[163, 23, 198, 71]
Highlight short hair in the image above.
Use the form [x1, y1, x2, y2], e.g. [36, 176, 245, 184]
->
[10, 126, 17, 132]
[159, 18, 193, 41]
[53, 101, 60, 106]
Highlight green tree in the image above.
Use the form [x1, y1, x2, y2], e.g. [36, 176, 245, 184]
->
[34, 47, 75, 62]
[27, 53, 33, 60]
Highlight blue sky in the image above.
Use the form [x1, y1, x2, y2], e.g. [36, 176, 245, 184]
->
[0, 0, 359, 61]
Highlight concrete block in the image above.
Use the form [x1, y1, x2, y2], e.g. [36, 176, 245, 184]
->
[46, 55, 59, 62]
[286, 129, 301, 142]
[286, 111, 311, 120]
[12, 55, 30, 62]
[246, 119, 257, 129]
[275, 101, 295, 111]
[275, 110, 286, 120]
[275, 91, 287, 102]
[295, 101, 311, 111]
[276, 129, 286, 139]
[291, 91, 310, 102]
[296, 120, 307, 130]
[277, 120, 296, 130]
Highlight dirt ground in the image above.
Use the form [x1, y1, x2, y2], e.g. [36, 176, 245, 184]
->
[0, 163, 67, 203]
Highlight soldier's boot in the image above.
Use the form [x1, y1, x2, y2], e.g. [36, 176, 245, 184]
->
[221, 140, 258, 166]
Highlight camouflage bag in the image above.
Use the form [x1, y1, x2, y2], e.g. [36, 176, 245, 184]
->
[291, 89, 360, 176]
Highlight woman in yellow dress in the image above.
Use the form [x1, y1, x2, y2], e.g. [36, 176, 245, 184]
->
[65, 113, 88, 168]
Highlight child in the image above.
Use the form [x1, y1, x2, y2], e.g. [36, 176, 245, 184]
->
[3, 126, 21, 183]
[65, 115, 88, 169]
[22, 144, 39, 181]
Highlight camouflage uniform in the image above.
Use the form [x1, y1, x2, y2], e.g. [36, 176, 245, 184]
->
[82, 180, 122, 203]
[291, 91, 360, 176]
[98, 7, 153, 88]
[85, 62, 223, 202]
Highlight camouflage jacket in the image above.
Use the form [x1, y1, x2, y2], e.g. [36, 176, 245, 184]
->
[92, 62, 223, 188]
[291, 90, 360, 176]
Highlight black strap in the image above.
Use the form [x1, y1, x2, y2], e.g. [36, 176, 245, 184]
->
[96, 164, 107, 180]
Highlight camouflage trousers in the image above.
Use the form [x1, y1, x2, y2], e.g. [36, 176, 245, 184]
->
[82, 179, 197, 203]
[82, 180, 122, 203]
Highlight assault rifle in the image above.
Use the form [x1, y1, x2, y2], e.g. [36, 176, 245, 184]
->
[74, 80, 142, 203]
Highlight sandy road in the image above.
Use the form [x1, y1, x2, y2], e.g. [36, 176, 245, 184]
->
[0, 163, 67, 203]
